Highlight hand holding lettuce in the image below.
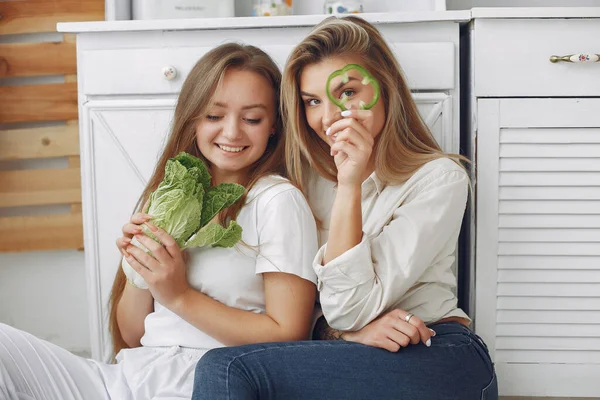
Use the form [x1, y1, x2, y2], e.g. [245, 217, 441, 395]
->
[122, 152, 245, 289]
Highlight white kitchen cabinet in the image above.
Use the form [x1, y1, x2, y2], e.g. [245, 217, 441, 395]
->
[473, 10, 600, 398]
[60, 12, 469, 363]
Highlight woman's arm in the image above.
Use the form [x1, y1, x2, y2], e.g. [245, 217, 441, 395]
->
[172, 273, 316, 345]
[323, 183, 363, 264]
[124, 185, 319, 345]
[115, 273, 154, 347]
[316, 168, 469, 331]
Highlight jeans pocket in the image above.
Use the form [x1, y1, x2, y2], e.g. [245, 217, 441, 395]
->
[481, 372, 498, 400]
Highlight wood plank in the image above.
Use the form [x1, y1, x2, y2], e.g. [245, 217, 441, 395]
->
[0, 124, 79, 160]
[0, 82, 78, 123]
[0, 0, 104, 35]
[0, 168, 81, 207]
[0, 213, 83, 252]
[0, 37, 76, 78]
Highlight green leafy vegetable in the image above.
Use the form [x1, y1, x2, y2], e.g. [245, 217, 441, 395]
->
[122, 152, 245, 288]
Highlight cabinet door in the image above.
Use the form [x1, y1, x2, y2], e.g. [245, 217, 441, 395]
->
[414, 93, 455, 153]
[476, 98, 600, 398]
[81, 99, 175, 362]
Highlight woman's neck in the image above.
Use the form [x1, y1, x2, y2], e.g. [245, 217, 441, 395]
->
[211, 169, 249, 186]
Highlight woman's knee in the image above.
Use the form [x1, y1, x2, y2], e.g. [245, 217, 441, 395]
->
[196, 347, 234, 376]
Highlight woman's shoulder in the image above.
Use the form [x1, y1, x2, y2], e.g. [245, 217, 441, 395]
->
[247, 175, 307, 207]
[410, 157, 468, 187]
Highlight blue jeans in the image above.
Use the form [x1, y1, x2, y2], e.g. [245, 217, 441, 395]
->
[192, 322, 498, 400]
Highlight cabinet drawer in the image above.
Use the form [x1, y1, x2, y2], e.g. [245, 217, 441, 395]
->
[81, 41, 455, 96]
[81, 45, 293, 96]
[475, 19, 600, 97]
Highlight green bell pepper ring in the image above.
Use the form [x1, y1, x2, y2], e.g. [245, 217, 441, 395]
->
[325, 63, 381, 111]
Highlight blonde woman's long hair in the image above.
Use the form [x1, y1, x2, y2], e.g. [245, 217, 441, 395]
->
[108, 43, 285, 359]
[283, 16, 467, 191]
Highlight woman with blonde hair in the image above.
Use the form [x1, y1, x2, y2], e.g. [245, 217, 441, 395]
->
[193, 17, 497, 399]
[0, 43, 318, 400]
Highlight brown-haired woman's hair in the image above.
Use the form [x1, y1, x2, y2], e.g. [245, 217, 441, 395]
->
[108, 43, 285, 360]
[283, 16, 468, 192]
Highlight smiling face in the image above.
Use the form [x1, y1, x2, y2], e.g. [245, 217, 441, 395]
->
[195, 68, 276, 185]
[299, 55, 386, 148]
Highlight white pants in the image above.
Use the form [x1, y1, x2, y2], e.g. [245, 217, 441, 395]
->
[0, 323, 207, 400]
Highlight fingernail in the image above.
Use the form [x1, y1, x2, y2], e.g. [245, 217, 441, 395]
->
[341, 110, 352, 117]
[123, 237, 131, 243]
[426, 339, 431, 347]
[429, 329, 437, 337]
[326, 127, 331, 136]
[146, 223, 157, 232]
[120, 249, 129, 258]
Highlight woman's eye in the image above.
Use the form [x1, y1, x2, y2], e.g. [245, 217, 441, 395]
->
[245, 118, 262, 124]
[306, 99, 320, 106]
[206, 115, 222, 121]
[340, 89, 355, 99]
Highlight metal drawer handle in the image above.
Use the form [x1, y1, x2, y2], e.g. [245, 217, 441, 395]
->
[550, 53, 600, 63]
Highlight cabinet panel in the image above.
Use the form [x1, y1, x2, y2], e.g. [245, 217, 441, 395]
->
[476, 98, 600, 398]
[81, 99, 175, 362]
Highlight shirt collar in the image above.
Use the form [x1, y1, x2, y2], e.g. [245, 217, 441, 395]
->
[361, 171, 386, 195]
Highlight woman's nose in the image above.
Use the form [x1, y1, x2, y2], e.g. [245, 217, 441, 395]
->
[322, 100, 341, 131]
[222, 117, 242, 140]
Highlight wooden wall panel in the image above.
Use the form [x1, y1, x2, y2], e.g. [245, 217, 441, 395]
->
[0, 125, 79, 160]
[0, 36, 76, 78]
[0, 213, 84, 252]
[0, 0, 104, 35]
[0, 82, 78, 123]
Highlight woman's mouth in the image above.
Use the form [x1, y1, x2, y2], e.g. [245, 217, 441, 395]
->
[217, 144, 247, 153]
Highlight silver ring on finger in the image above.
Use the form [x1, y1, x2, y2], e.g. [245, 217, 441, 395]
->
[404, 313, 415, 324]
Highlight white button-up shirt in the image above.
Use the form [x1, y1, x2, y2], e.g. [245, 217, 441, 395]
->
[308, 158, 470, 331]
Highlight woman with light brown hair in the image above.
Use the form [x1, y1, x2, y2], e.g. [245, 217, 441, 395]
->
[0, 43, 318, 400]
[193, 17, 498, 399]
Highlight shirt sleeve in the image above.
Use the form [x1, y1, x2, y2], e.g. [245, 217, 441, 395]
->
[314, 169, 469, 331]
[255, 187, 319, 285]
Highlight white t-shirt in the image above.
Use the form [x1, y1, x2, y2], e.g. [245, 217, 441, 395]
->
[141, 175, 318, 349]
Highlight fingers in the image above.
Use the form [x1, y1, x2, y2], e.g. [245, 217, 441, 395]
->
[387, 327, 412, 349]
[333, 127, 374, 152]
[381, 339, 402, 353]
[330, 140, 360, 159]
[398, 310, 433, 347]
[126, 244, 159, 272]
[122, 248, 152, 281]
[340, 108, 374, 130]
[116, 236, 132, 252]
[145, 223, 181, 259]
[328, 117, 374, 144]
[131, 212, 152, 225]
[134, 234, 170, 264]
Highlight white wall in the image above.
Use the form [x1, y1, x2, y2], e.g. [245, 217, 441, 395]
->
[0, 251, 90, 356]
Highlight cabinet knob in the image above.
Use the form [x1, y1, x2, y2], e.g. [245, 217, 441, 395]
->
[549, 53, 600, 63]
[162, 66, 178, 80]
